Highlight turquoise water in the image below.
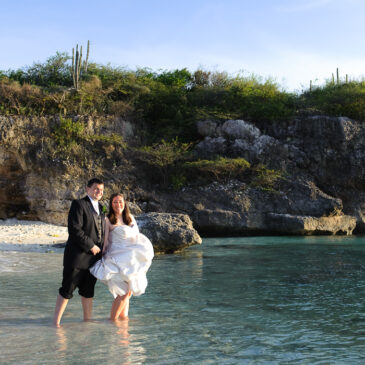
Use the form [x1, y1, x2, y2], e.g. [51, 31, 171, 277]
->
[1, 236, 365, 364]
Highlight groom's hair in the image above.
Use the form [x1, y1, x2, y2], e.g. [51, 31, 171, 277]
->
[87, 178, 104, 187]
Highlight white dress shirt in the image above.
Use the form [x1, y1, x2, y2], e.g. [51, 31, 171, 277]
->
[88, 195, 100, 215]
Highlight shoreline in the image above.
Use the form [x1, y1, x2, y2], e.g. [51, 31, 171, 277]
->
[0, 219, 68, 253]
[1, 218, 362, 254]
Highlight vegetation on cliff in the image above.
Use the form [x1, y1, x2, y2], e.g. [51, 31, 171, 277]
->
[1, 49, 363, 193]
[1, 52, 364, 135]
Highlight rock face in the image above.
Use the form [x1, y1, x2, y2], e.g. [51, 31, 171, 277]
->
[195, 119, 293, 169]
[0, 115, 364, 238]
[136, 213, 202, 253]
[193, 118, 365, 234]
[0, 150, 29, 219]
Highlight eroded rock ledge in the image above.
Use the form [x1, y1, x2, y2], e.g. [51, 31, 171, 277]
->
[266, 213, 356, 235]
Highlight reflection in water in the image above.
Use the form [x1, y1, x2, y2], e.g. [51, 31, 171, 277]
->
[111, 320, 131, 365]
[56, 326, 67, 354]
[110, 319, 147, 365]
[114, 319, 130, 346]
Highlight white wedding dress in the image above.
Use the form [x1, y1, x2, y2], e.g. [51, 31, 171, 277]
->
[90, 221, 154, 298]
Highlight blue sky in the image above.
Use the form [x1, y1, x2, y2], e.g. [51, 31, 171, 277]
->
[1, 0, 364, 91]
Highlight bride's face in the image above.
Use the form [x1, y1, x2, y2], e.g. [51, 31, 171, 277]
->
[112, 196, 125, 216]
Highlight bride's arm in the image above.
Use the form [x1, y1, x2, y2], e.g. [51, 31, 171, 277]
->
[130, 214, 139, 233]
[102, 217, 111, 253]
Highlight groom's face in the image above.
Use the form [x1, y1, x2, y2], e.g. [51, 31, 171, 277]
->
[86, 183, 104, 201]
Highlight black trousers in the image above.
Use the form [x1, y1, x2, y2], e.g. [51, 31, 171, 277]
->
[59, 267, 97, 299]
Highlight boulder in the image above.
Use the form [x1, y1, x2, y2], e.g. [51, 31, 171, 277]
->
[196, 119, 261, 140]
[221, 119, 261, 140]
[136, 212, 202, 253]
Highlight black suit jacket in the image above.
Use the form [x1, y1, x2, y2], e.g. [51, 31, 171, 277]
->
[63, 196, 105, 269]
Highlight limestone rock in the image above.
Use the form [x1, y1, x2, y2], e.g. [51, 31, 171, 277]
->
[1, 114, 365, 236]
[221, 119, 261, 140]
[136, 212, 202, 253]
[196, 120, 220, 137]
[266, 213, 357, 235]
[195, 136, 228, 157]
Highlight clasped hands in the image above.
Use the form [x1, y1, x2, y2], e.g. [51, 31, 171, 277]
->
[90, 245, 101, 255]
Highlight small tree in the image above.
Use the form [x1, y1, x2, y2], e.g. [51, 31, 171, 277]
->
[137, 138, 192, 186]
[7, 52, 71, 87]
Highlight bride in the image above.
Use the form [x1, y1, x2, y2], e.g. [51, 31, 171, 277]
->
[90, 193, 154, 320]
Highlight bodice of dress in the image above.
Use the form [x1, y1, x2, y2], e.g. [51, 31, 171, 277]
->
[109, 224, 139, 244]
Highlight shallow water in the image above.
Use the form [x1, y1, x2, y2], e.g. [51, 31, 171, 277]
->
[1, 236, 365, 364]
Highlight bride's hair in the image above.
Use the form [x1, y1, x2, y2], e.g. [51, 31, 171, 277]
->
[108, 193, 133, 226]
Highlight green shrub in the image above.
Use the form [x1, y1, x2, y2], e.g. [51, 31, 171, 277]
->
[0, 78, 54, 115]
[138, 138, 191, 167]
[155, 68, 192, 88]
[302, 81, 365, 121]
[250, 164, 285, 191]
[170, 172, 187, 191]
[88, 133, 127, 148]
[185, 156, 251, 181]
[52, 116, 84, 150]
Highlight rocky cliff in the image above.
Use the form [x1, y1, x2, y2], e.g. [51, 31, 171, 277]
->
[0, 114, 364, 237]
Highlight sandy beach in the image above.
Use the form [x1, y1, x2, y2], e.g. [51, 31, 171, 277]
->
[0, 219, 68, 253]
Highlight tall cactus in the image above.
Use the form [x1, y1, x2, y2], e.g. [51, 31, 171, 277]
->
[71, 41, 90, 90]
[83, 40, 90, 73]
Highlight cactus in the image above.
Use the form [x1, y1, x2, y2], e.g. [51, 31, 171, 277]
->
[83, 40, 90, 73]
[70, 41, 90, 90]
[332, 73, 335, 84]
[336, 68, 339, 85]
[346, 74, 348, 84]
[310, 80, 312, 92]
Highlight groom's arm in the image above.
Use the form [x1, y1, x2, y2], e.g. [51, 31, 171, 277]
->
[102, 217, 110, 253]
[68, 200, 96, 253]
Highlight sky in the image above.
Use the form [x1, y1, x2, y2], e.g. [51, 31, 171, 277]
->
[1, 0, 365, 91]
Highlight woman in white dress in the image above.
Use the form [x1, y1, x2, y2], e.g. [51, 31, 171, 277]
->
[90, 193, 154, 320]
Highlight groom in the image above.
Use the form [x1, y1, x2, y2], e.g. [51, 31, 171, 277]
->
[53, 178, 106, 327]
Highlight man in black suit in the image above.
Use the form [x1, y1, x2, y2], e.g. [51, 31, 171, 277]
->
[53, 178, 105, 327]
